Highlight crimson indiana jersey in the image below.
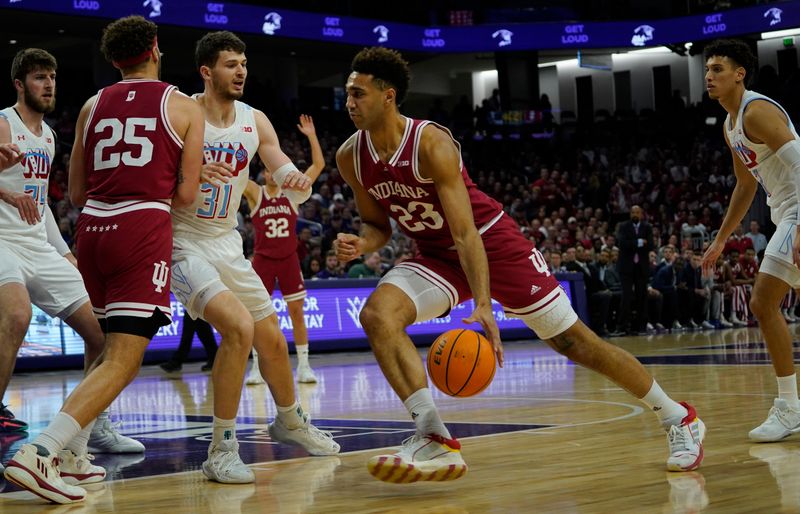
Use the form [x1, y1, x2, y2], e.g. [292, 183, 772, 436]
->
[83, 79, 183, 203]
[352, 118, 502, 254]
[251, 187, 298, 259]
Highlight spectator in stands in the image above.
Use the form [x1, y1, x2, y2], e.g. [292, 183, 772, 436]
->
[745, 220, 767, 259]
[315, 250, 345, 279]
[652, 245, 681, 331]
[678, 253, 714, 330]
[616, 205, 653, 335]
[348, 251, 382, 278]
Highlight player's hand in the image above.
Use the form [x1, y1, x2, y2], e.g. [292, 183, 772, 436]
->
[463, 302, 504, 367]
[0, 143, 24, 171]
[200, 161, 233, 187]
[701, 239, 724, 277]
[64, 252, 78, 269]
[296, 114, 316, 137]
[281, 170, 311, 191]
[0, 190, 40, 224]
[334, 232, 363, 263]
[793, 225, 800, 269]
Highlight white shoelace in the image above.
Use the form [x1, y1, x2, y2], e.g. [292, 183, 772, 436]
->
[668, 425, 691, 453]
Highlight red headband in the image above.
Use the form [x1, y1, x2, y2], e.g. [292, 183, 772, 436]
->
[112, 36, 158, 69]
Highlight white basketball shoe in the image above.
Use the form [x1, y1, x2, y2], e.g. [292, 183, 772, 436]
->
[202, 439, 255, 484]
[88, 418, 145, 454]
[666, 402, 706, 472]
[749, 398, 800, 442]
[268, 417, 340, 456]
[4, 444, 87, 504]
[296, 364, 318, 383]
[245, 360, 265, 386]
[57, 450, 106, 485]
[367, 433, 468, 483]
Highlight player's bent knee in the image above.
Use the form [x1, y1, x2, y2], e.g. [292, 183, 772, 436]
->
[519, 291, 578, 341]
[3, 306, 32, 340]
[359, 302, 394, 333]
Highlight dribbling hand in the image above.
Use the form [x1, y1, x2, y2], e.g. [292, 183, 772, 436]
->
[463, 303, 504, 367]
[334, 233, 363, 263]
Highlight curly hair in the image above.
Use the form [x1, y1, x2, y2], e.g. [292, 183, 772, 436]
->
[195, 31, 246, 69]
[351, 47, 411, 106]
[704, 39, 756, 85]
[100, 15, 158, 67]
[10, 48, 56, 84]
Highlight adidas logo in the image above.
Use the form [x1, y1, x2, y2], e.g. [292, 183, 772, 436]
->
[530, 285, 541, 295]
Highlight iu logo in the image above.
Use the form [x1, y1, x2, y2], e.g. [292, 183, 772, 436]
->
[346, 297, 368, 328]
[152, 260, 169, 293]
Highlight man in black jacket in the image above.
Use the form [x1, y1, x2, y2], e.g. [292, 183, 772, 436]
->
[616, 205, 653, 335]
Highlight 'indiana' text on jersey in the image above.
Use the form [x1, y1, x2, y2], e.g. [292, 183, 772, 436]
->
[353, 117, 502, 253]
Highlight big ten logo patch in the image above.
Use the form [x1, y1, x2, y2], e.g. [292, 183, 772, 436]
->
[22, 148, 51, 179]
[203, 142, 249, 176]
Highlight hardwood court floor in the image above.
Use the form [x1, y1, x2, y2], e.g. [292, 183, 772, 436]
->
[2, 326, 800, 513]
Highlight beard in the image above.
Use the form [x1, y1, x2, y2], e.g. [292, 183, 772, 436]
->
[211, 76, 243, 101]
[24, 87, 55, 114]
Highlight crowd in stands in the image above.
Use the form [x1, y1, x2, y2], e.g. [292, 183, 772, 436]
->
[41, 68, 799, 335]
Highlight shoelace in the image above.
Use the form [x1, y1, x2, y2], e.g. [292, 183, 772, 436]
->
[212, 445, 247, 475]
[768, 405, 798, 429]
[307, 424, 335, 443]
[400, 434, 425, 448]
[668, 425, 691, 453]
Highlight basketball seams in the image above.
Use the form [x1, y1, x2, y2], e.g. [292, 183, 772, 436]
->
[446, 329, 466, 395]
[453, 330, 481, 397]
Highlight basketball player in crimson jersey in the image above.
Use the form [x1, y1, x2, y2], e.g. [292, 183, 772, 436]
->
[170, 31, 338, 484]
[245, 114, 325, 384]
[335, 47, 705, 483]
[5, 16, 204, 504]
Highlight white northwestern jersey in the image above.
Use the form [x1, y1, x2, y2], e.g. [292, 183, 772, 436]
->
[172, 99, 259, 238]
[0, 107, 55, 245]
[726, 90, 800, 224]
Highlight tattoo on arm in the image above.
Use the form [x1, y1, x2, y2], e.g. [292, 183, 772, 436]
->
[177, 166, 184, 185]
[547, 333, 576, 353]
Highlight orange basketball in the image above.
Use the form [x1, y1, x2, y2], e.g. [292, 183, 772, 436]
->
[427, 329, 496, 397]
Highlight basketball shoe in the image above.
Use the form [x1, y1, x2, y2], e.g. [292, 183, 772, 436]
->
[749, 398, 800, 442]
[0, 403, 28, 433]
[245, 362, 265, 386]
[57, 450, 106, 485]
[666, 402, 705, 472]
[88, 418, 145, 453]
[202, 439, 255, 484]
[4, 444, 87, 504]
[367, 433, 468, 483]
[296, 364, 318, 383]
[268, 416, 340, 455]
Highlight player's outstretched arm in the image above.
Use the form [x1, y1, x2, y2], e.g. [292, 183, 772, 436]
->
[418, 125, 503, 365]
[243, 179, 261, 212]
[297, 114, 325, 184]
[170, 91, 203, 208]
[68, 95, 97, 208]
[254, 109, 311, 204]
[333, 135, 391, 263]
[702, 129, 758, 275]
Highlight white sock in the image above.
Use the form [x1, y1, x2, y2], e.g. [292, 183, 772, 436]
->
[212, 416, 236, 447]
[777, 374, 800, 410]
[640, 380, 689, 428]
[94, 410, 110, 429]
[296, 345, 309, 367]
[403, 388, 451, 439]
[33, 412, 82, 456]
[65, 419, 96, 455]
[250, 349, 260, 373]
[277, 401, 306, 429]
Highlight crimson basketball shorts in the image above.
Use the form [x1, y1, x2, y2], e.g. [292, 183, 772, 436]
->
[252, 253, 307, 302]
[76, 201, 173, 338]
[382, 215, 577, 339]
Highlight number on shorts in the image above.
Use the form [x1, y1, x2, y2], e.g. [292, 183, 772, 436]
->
[264, 218, 290, 238]
[529, 248, 550, 277]
[93, 117, 156, 171]
[390, 201, 444, 232]
[196, 182, 233, 219]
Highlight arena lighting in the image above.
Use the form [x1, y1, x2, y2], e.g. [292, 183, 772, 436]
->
[761, 27, 800, 39]
[538, 59, 578, 68]
[621, 46, 672, 55]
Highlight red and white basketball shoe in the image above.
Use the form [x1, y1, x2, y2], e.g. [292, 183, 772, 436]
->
[367, 433, 467, 483]
[4, 444, 86, 504]
[666, 402, 706, 472]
